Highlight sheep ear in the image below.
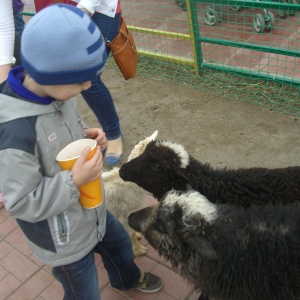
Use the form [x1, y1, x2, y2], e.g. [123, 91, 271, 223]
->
[186, 183, 194, 191]
[186, 236, 218, 260]
[175, 170, 194, 186]
[149, 130, 158, 141]
[174, 169, 200, 191]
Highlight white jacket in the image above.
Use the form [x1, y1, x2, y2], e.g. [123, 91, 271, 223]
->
[74, 0, 119, 17]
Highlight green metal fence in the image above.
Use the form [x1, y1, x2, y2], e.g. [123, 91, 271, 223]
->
[119, 0, 300, 116]
[24, 1, 300, 116]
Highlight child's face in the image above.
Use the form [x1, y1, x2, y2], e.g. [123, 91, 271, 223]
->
[41, 81, 92, 100]
[23, 74, 92, 100]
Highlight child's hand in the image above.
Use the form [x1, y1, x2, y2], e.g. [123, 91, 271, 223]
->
[84, 128, 107, 151]
[71, 145, 103, 187]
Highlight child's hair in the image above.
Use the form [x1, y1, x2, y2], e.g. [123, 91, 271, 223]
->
[21, 4, 106, 85]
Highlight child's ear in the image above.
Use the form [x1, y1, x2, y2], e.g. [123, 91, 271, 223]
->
[23, 71, 30, 78]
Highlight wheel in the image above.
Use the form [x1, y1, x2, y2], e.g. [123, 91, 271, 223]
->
[277, 9, 287, 17]
[277, 0, 288, 18]
[203, 7, 219, 26]
[229, 5, 241, 12]
[265, 11, 275, 31]
[253, 13, 266, 33]
[288, 0, 298, 15]
[212, 4, 223, 21]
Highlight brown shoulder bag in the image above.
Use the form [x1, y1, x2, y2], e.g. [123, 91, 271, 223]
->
[106, 15, 138, 80]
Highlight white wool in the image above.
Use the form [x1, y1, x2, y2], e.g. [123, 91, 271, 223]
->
[163, 191, 218, 224]
[159, 141, 189, 168]
[127, 130, 158, 161]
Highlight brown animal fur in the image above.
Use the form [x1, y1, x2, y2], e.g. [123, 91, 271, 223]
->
[102, 131, 158, 256]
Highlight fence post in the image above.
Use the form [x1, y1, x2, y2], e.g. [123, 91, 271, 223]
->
[187, 0, 204, 76]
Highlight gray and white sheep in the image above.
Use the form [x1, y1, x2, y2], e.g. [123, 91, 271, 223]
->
[128, 190, 300, 300]
[103, 130, 158, 256]
[119, 140, 300, 205]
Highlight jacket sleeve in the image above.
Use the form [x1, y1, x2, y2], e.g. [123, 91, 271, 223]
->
[0, 148, 80, 223]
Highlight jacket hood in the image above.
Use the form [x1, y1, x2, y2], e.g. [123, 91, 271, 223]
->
[0, 93, 63, 124]
[0, 66, 66, 124]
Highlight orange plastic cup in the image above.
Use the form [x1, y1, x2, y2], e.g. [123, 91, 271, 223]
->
[56, 139, 103, 209]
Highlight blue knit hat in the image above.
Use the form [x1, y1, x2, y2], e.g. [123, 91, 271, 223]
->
[21, 4, 106, 85]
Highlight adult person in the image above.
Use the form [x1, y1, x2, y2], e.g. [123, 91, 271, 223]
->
[13, 0, 25, 37]
[0, 0, 15, 90]
[1, 0, 124, 165]
[0, 0, 35, 87]
[0, 4, 163, 299]
[12, 0, 26, 66]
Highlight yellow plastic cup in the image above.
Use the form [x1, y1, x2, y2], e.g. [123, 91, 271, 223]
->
[56, 139, 103, 209]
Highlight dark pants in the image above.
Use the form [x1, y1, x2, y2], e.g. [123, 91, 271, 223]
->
[52, 210, 140, 300]
[80, 13, 122, 140]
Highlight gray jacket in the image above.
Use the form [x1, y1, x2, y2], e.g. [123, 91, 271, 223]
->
[0, 92, 106, 267]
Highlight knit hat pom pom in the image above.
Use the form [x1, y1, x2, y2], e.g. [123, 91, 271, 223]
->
[21, 4, 106, 85]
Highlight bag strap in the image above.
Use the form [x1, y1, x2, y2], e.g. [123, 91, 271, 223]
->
[119, 11, 123, 30]
[104, 12, 123, 44]
[118, 15, 132, 38]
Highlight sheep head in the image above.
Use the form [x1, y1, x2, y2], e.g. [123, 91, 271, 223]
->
[127, 130, 158, 162]
[128, 190, 218, 267]
[119, 140, 191, 200]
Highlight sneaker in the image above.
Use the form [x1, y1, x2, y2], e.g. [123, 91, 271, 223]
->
[134, 271, 163, 293]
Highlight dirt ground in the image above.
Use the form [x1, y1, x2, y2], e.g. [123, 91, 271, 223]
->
[77, 68, 300, 171]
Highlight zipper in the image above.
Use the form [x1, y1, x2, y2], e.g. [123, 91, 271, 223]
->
[56, 213, 68, 244]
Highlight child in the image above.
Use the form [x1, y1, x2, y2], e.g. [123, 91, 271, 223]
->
[0, 4, 163, 299]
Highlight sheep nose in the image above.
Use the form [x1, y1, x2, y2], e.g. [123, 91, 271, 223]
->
[119, 166, 127, 179]
[128, 205, 154, 232]
[128, 212, 141, 231]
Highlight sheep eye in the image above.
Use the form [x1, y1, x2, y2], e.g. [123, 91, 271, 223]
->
[173, 157, 179, 164]
[155, 219, 167, 234]
[151, 162, 161, 171]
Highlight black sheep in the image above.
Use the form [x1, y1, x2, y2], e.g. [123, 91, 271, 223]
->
[119, 140, 300, 205]
[128, 190, 300, 300]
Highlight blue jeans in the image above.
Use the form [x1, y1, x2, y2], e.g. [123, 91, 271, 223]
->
[13, 8, 25, 38]
[52, 210, 140, 300]
[81, 13, 121, 140]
